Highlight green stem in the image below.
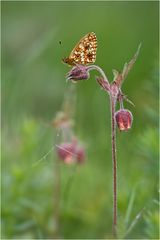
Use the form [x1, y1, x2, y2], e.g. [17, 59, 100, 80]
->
[53, 157, 61, 238]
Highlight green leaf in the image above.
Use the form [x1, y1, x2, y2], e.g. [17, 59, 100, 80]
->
[122, 43, 142, 82]
[125, 187, 136, 227]
[125, 207, 145, 238]
[112, 69, 119, 81]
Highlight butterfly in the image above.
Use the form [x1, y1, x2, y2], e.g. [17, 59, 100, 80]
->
[63, 32, 97, 66]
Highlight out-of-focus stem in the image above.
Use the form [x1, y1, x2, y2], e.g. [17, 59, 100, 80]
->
[53, 155, 61, 238]
[110, 95, 117, 237]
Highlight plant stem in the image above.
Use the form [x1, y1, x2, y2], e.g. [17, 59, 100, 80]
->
[110, 95, 117, 237]
[53, 156, 61, 238]
[90, 64, 118, 236]
[88, 65, 109, 84]
[85, 64, 119, 236]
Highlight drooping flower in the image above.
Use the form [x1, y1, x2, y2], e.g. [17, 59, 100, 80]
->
[66, 65, 90, 82]
[115, 109, 133, 131]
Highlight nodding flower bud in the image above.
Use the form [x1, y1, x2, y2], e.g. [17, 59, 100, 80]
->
[115, 109, 133, 131]
[56, 140, 85, 164]
[66, 65, 90, 82]
[96, 76, 110, 92]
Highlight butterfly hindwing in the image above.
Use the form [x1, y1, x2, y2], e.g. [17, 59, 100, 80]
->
[63, 32, 97, 66]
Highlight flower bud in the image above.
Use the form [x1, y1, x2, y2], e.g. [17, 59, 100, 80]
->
[96, 76, 110, 92]
[66, 65, 90, 82]
[115, 109, 133, 131]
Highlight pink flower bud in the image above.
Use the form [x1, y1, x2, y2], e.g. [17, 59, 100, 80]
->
[96, 76, 110, 92]
[66, 65, 90, 82]
[115, 109, 133, 131]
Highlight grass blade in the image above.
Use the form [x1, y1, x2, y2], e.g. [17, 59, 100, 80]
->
[125, 187, 136, 227]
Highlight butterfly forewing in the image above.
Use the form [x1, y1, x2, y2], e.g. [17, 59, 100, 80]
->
[64, 32, 97, 66]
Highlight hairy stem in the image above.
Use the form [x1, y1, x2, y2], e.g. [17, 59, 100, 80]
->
[88, 65, 109, 84]
[91, 64, 118, 236]
[110, 95, 117, 237]
[90, 64, 118, 236]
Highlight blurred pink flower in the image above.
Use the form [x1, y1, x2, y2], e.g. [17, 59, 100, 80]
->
[56, 139, 85, 164]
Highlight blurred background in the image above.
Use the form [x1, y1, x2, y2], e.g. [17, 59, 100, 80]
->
[2, 1, 159, 239]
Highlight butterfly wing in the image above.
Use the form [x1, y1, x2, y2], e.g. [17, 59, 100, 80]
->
[66, 32, 97, 66]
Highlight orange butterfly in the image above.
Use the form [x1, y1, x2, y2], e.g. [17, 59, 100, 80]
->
[63, 32, 97, 66]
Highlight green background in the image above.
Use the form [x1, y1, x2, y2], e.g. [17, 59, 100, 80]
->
[2, 1, 159, 239]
